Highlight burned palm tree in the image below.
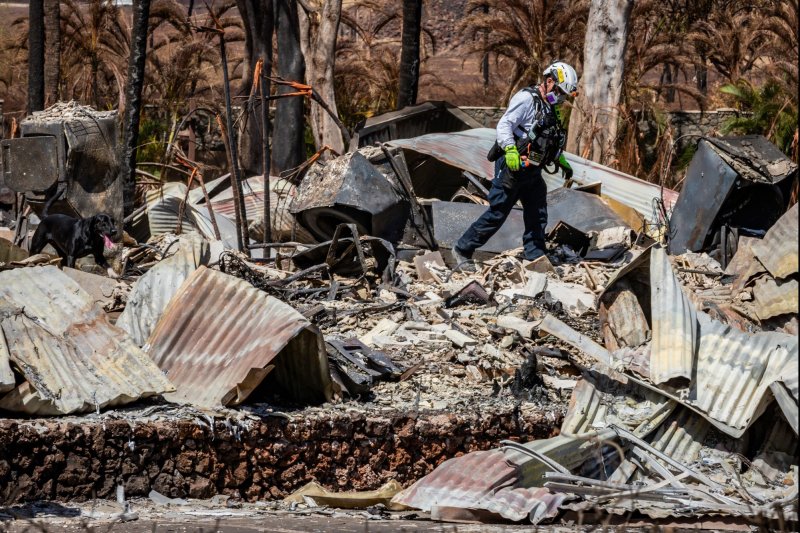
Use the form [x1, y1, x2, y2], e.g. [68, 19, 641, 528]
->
[60, 0, 129, 108]
[686, 0, 770, 84]
[27, 0, 44, 113]
[458, 0, 589, 102]
[335, 0, 441, 124]
[397, 0, 422, 109]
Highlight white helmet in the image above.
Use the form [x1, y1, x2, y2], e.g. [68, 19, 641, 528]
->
[543, 61, 578, 104]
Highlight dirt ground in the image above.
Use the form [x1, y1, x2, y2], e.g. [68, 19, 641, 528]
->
[0, 498, 734, 533]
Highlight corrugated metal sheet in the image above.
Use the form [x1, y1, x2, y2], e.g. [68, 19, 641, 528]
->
[387, 128, 678, 223]
[0, 265, 174, 415]
[690, 308, 797, 437]
[650, 247, 697, 384]
[391, 449, 567, 523]
[750, 203, 799, 280]
[204, 176, 315, 243]
[392, 427, 617, 523]
[116, 234, 209, 346]
[145, 266, 332, 408]
[561, 376, 675, 439]
[591, 246, 798, 438]
[644, 407, 710, 467]
[752, 276, 799, 319]
[131, 182, 239, 249]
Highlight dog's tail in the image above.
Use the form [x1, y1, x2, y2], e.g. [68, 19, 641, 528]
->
[42, 183, 67, 217]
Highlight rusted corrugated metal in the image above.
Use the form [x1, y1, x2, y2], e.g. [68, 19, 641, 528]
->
[144, 266, 332, 408]
[205, 176, 315, 243]
[116, 235, 209, 346]
[0, 266, 174, 415]
[752, 276, 799, 319]
[392, 432, 618, 524]
[387, 128, 678, 223]
[750, 202, 799, 280]
[649, 247, 696, 384]
[561, 376, 675, 439]
[391, 448, 567, 523]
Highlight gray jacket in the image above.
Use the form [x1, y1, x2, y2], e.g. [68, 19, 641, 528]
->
[496, 87, 553, 149]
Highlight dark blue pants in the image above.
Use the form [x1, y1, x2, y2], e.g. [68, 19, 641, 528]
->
[456, 158, 548, 260]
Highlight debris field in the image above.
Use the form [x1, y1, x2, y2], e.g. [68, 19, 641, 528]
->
[0, 102, 797, 529]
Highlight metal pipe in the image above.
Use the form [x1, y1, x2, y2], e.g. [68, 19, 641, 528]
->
[218, 30, 248, 255]
[260, 61, 272, 244]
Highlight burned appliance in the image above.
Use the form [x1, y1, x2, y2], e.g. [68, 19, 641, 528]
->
[667, 135, 797, 263]
[290, 151, 410, 244]
[0, 102, 122, 223]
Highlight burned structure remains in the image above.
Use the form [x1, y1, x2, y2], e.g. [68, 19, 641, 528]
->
[0, 101, 796, 529]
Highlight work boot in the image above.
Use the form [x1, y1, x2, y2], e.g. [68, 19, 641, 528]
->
[451, 246, 476, 273]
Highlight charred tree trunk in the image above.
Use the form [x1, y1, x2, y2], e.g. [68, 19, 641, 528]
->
[43, 0, 60, 106]
[273, 0, 306, 174]
[397, 0, 422, 109]
[482, 4, 489, 89]
[299, 0, 345, 154]
[566, 0, 633, 165]
[27, 0, 45, 114]
[120, 0, 151, 218]
[237, 0, 274, 176]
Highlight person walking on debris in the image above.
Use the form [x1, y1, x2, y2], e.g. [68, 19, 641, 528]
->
[452, 61, 578, 269]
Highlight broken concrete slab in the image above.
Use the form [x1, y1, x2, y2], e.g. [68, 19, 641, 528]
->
[413, 250, 446, 282]
[361, 318, 401, 347]
[444, 329, 478, 348]
[544, 279, 595, 317]
[499, 271, 548, 300]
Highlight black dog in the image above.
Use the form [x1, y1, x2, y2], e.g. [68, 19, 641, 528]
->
[29, 213, 120, 276]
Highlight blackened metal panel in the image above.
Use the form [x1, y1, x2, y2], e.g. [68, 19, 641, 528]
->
[354, 101, 483, 148]
[0, 136, 59, 192]
[667, 141, 740, 254]
[431, 200, 525, 254]
[546, 188, 630, 234]
[291, 151, 409, 242]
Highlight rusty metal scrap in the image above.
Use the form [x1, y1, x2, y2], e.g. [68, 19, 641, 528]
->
[145, 266, 332, 408]
[750, 202, 799, 280]
[0, 265, 174, 415]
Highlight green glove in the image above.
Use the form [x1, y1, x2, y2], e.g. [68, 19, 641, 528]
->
[504, 145, 521, 171]
[558, 153, 573, 180]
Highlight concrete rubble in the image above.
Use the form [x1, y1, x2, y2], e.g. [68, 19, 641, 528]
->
[0, 124, 796, 529]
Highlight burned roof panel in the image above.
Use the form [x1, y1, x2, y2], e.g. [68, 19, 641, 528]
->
[0, 266, 174, 415]
[750, 202, 799, 280]
[145, 266, 332, 408]
[387, 128, 678, 223]
[116, 234, 210, 346]
[649, 247, 697, 384]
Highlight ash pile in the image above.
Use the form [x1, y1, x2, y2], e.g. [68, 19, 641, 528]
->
[0, 102, 797, 528]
